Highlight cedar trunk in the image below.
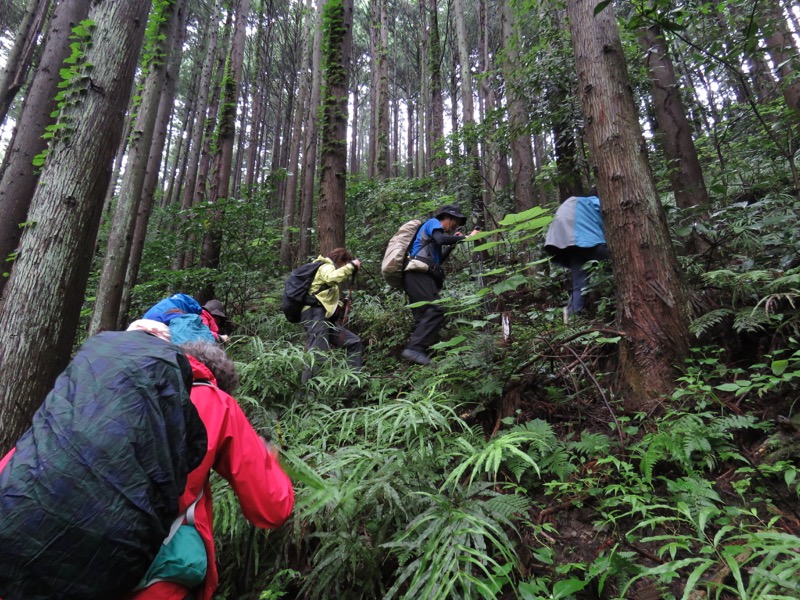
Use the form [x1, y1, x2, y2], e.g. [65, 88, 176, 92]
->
[639, 24, 709, 208]
[317, 0, 353, 255]
[0, 0, 92, 297]
[200, 0, 252, 302]
[0, 0, 50, 126]
[567, 0, 691, 410]
[500, 0, 536, 210]
[90, 0, 184, 334]
[0, 0, 153, 454]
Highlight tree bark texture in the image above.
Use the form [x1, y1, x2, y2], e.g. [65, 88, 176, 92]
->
[90, 0, 184, 335]
[120, 0, 189, 327]
[500, 0, 536, 211]
[0, 0, 153, 454]
[0, 0, 51, 126]
[0, 0, 91, 297]
[200, 0, 252, 302]
[375, 0, 390, 179]
[567, 0, 691, 410]
[453, 0, 483, 226]
[639, 24, 709, 208]
[316, 0, 353, 256]
[427, 0, 444, 177]
[281, 0, 314, 267]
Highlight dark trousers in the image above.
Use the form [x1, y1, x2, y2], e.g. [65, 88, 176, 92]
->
[404, 271, 445, 352]
[562, 244, 610, 314]
[301, 306, 362, 383]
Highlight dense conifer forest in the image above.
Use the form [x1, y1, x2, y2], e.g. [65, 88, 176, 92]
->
[1, 0, 799, 597]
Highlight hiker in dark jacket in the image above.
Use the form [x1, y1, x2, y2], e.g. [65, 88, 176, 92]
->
[301, 247, 362, 383]
[544, 191, 609, 316]
[402, 204, 479, 365]
[0, 330, 207, 600]
[129, 341, 294, 600]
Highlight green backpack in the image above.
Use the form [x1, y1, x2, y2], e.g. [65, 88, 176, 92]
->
[136, 489, 207, 590]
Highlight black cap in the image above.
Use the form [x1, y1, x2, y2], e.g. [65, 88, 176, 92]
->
[203, 299, 226, 319]
[435, 204, 467, 225]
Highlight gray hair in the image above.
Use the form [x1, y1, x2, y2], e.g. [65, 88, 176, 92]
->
[179, 341, 239, 394]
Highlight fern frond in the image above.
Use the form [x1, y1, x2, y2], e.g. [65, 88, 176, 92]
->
[689, 308, 734, 338]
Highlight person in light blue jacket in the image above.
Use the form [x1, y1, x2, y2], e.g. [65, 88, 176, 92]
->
[544, 191, 610, 315]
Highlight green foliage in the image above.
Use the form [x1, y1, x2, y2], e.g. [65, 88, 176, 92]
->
[32, 19, 96, 167]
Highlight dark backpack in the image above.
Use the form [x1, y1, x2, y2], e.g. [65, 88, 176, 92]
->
[281, 261, 324, 322]
[0, 331, 207, 600]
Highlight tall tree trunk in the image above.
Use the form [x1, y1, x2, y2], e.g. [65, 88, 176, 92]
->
[0, 0, 50, 126]
[317, 0, 354, 255]
[453, 0, 483, 226]
[639, 24, 709, 208]
[350, 81, 359, 173]
[179, 0, 223, 214]
[375, 0, 390, 179]
[760, 3, 800, 116]
[428, 0, 445, 177]
[180, 4, 231, 270]
[367, 0, 379, 179]
[244, 0, 274, 192]
[280, 0, 314, 267]
[407, 99, 414, 177]
[566, 0, 691, 410]
[119, 0, 189, 327]
[500, 0, 536, 211]
[90, 0, 185, 335]
[298, 0, 324, 262]
[200, 0, 252, 302]
[0, 0, 153, 454]
[416, 0, 429, 176]
[0, 0, 91, 297]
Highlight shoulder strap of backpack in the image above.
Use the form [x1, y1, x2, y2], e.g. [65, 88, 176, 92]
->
[163, 486, 204, 545]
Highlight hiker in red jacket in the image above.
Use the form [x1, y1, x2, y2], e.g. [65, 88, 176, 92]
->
[129, 341, 294, 600]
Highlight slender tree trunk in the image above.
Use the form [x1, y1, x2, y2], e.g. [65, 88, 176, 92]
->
[317, 0, 353, 255]
[375, 0, 390, 179]
[350, 82, 359, 173]
[0, 0, 153, 454]
[500, 0, 536, 210]
[760, 3, 800, 115]
[567, 0, 691, 410]
[119, 0, 189, 327]
[180, 5, 231, 270]
[639, 24, 709, 208]
[453, 0, 482, 224]
[244, 0, 274, 192]
[90, 0, 184, 334]
[200, 0, 252, 302]
[299, 0, 324, 262]
[428, 0, 444, 177]
[407, 99, 414, 177]
[416, 0, 429, 176]
[0, 0, 91, 297]
[0, 0, 51, 126]
[367, 0, 379, 178]
[179, 0, 222, 214]
[281, 0, 314, 267]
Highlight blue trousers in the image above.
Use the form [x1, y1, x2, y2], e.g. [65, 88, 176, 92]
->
[563, 244, 610, 314]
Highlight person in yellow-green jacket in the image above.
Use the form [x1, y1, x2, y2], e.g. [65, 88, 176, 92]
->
[301, 247, 362, 383]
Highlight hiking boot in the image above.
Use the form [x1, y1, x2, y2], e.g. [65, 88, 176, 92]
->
[401, 348, 432, 365]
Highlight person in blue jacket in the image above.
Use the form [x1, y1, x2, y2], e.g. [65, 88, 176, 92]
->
[401, 204, 479, 365]
[544, 191, 610, 315]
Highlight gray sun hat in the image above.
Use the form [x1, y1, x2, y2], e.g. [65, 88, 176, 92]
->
[203, 299, 227, 319]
